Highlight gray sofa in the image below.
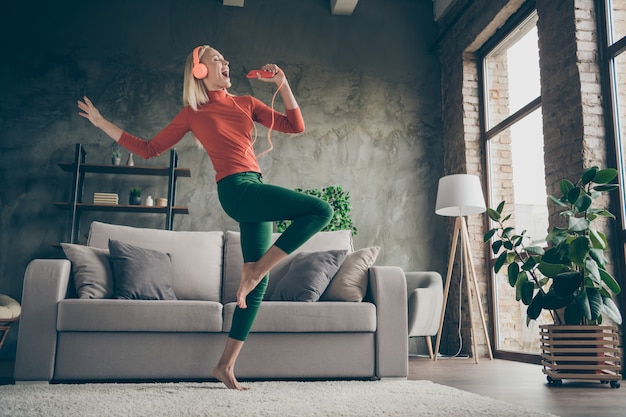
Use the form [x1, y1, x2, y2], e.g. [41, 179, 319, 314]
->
[14, 221, 413, 383]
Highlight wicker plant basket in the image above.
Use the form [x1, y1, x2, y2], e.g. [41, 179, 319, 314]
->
[540, 324, 622, 388]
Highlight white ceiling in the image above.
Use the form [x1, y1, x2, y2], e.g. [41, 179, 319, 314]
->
[222, 0, 456, 20]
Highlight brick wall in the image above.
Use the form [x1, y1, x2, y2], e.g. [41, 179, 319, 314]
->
[538, 0, 614, 268]
[437, 0, 610, 357]
[438, 0, 527, 357]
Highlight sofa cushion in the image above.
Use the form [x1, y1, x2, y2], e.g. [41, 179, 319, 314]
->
[57, 299, 223, 332]
[270, 250, 348, 302]
[60, 243, 114, 299]
[222, 301, 376, 333]
[222, 230, 354, 304]
[108, 239, 177, 301]
[321, 246, 381, 302]
[87, 222, 224, 302]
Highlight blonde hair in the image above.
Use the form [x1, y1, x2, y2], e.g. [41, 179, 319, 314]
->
[183, 45, 212, 148]
[183, 45, 210, 111]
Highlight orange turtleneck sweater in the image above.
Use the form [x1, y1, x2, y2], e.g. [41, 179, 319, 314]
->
[118, 89, 305, 182]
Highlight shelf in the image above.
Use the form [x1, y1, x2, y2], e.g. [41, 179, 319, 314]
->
[57, 144, 191, 243]
[58, 163, 191, 177]
[53, 202, 189, 214]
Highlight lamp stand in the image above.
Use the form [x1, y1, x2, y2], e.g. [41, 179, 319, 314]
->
[433, 216, 493, 363]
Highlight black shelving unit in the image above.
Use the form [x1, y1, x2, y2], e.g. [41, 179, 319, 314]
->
[55, 143, 191, 243]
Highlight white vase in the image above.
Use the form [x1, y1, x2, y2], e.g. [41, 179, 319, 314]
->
[145, 195, 154, 206]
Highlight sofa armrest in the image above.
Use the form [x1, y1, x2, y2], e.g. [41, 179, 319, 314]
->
[14, 259, 71, 382]
[406, 271, 443, 337]
[368, 265, 408, 378]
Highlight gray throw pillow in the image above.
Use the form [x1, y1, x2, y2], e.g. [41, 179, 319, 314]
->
[108, 239, 177, 300]
[60, 243, 114, 299]
[270, 250, 348, 302]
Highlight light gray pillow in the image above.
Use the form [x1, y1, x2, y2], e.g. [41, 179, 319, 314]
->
[321, 246, 380, 302]
[270, 250, 348, 302]
[60, 243, 113, 299]
[108, 239, 177, 300]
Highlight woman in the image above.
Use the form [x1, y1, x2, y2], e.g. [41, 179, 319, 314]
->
[77, 45, 333, 390]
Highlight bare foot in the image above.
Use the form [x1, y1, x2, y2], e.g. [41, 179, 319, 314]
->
[213, 365, 248, 391]
[236, 262, 261, 309]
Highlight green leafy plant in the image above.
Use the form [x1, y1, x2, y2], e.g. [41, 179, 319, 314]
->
[276, 185, 357, 235]
[112, 149, 122, 159]
[129, 187, 142, 198]
[484, 166, 622, 326]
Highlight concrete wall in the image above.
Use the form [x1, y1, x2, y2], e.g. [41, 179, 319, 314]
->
[0, 0, 446, 359]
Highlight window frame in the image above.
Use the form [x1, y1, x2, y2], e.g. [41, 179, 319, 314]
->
[595, 0, 626, 360]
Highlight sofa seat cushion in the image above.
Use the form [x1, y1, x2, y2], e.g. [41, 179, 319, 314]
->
[222, 302, 376, 333]
[57, 299, 223, 332]
[87, 222, 224, 302]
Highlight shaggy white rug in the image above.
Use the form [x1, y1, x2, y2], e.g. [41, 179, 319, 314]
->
[0, 379, 558, 417]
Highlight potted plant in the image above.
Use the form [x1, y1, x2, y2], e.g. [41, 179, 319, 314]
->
[128, 187, 142, 205]
[484, 166, 622, 387]
[275, 185, 357, 235]
[111, 149, 122, 166]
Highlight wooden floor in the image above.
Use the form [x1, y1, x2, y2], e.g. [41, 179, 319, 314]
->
[409, 356, 625, 417]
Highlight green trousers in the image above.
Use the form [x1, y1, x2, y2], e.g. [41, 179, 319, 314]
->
[217, 172, 333, 341]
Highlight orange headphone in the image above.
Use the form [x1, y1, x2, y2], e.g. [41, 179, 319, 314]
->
[192, 46, 208, 79]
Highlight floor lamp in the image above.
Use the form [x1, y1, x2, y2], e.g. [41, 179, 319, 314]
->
[433, 174, 493, 363]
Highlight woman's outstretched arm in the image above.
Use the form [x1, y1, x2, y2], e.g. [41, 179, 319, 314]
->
[77, 96, 123, 142]
[77, 96, 188, 159]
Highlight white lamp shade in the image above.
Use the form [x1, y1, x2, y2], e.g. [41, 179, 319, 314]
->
[435, 174, 486, 217]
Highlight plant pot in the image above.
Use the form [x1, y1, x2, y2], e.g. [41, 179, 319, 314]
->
[129, 196, 142, 205]
[112, 157, 121, 166]
[540, 324, 621, 388]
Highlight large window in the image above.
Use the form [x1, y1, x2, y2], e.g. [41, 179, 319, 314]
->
[602, 0, 626, 225]
[598, 0, 626, 353]
[480, 10, 550, 357]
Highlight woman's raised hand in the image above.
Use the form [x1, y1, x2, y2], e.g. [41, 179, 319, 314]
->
[255, 64, 299, 110]
[77, 96, 105, 128]
[257, 64, 286, 86]
[77, 96, 123, 142]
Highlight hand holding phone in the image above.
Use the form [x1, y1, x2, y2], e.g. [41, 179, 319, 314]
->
[246, 70, 276, 79]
